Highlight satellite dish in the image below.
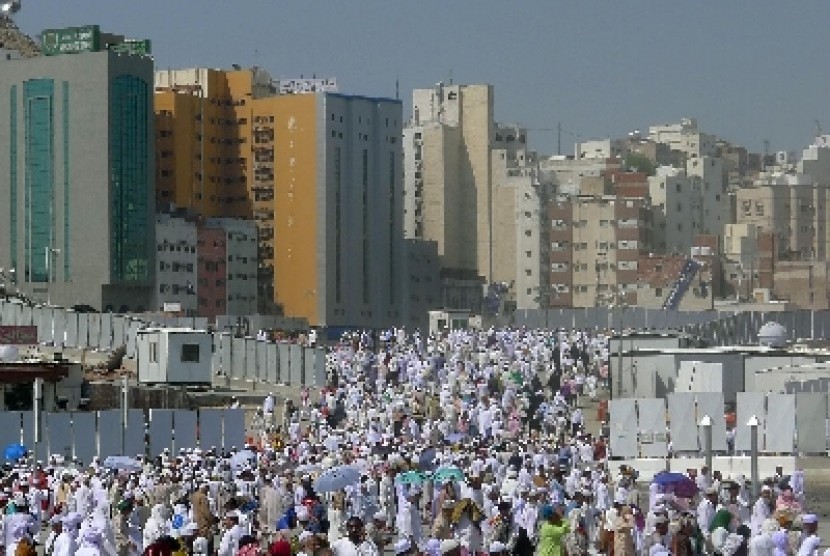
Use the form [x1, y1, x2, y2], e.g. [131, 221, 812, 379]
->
[0, 0, 21, 15]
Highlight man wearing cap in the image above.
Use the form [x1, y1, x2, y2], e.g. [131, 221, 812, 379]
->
[44, 515, 62, 556]
[191, 483, 216, 553]
[697, 486, 718, 539]
[798, 515, 820, 556]
[112, 499, 136, 556]
[331, 516, 367, 556]
[4, 492, 36, 556]
[366, 512, 389, 555]
[217, 511, 243, 556]
[750, 487, 773, 536]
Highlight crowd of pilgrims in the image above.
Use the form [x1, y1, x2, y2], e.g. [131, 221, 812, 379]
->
[0, 327, 823, 556]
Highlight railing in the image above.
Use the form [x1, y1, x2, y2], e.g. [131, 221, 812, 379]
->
[662, 259, 701, 310]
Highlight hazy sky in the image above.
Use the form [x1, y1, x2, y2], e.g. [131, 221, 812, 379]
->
[15, 1, 830, 156]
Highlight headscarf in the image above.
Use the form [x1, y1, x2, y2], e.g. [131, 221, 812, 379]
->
[710, 509, 733, 532]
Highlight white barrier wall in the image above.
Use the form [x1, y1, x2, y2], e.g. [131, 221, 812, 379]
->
[610, 393, 817, 458]
[0, 300, 327, 389]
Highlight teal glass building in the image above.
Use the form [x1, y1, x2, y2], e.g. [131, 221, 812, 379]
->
[0, 40, 155, 311]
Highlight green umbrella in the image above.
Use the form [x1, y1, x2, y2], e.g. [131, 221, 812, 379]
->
[432, 466, 465, 483]
[396, 471, 427, 485]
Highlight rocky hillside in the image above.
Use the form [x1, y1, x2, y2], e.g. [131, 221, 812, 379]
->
[0, 15, 40, 57]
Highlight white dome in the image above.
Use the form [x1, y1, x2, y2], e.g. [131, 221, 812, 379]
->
[758, 321, 787, 348]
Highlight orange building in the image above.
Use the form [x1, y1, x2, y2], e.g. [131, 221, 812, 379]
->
[154, 68, 276, 312]
[154, 69, 405, 328]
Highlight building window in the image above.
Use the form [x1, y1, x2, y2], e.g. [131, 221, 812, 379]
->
[181, 344, 200, 363]
[149, 342, 158, 363]
[110, 75, 151, 282]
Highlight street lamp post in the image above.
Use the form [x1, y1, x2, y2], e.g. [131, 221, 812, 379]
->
[699, 414, 713, 472]
[748, 415, 760, 499]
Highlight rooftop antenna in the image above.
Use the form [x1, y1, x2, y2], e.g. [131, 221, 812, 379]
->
[449, 69, 453, 86]
[395, 78, 399, 101]
[815, 119, 822, 138]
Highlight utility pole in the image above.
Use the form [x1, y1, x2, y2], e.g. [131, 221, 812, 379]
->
[33, 378, 42, 459]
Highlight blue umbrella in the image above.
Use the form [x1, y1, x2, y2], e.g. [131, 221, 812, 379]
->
[3, 443, 26, 461]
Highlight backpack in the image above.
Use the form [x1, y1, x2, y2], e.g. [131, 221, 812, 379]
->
[15, 538, 37, 556]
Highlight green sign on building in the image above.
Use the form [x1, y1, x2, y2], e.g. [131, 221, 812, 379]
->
[109, 39, 152, 57]
[40, 25, 101, 56]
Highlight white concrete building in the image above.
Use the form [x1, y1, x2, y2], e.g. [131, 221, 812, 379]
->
[154, 214, 197, 315]
[648, 118, 716, 159]
[576, 139, 626, 160]
[686, 156, 727, 237]
[540, 156, 621, 196]
[799, 135, 830, 184]
[491, 124, 548, 310]
[648, 166, 699, 254]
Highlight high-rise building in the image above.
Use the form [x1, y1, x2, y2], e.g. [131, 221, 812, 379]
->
[157, 69, 409, 328]
[268, 93, 404, 328]
[404, 84, 493, 279]
[154, 67, 275, 312]
[0, 25, 155, 311]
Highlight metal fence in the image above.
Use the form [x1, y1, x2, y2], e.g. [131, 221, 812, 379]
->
[211, 333, 326, 387]
[515, 307, 830, 345]
[609, 392, 827, 459]
[0, 408, 247, 462]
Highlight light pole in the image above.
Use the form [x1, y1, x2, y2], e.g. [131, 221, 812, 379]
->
[33, 378, 42, 460]
[748, 415, 760, 499]
[699, 414, 713, 472]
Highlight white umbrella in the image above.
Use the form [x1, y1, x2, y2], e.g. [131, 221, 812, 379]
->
[313, 465, 361, 493]
[103, 456, 141, 472]
[230, 449, 255, 470]
[295, 463, 321, 475]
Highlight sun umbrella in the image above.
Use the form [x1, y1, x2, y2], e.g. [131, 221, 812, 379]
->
[396, 471, 427, 485]
[446, 433, 467, 444]
[313, 465, 361, 493]
[652, 471, 698, 498]
[230, 449, 256, 470]
[103, 455, 142, 472]
[432, 466, 465, 483]
[295, 463, 322, 475]
[3, 443, 26, 462]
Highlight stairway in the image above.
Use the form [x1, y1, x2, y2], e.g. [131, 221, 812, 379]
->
[662, 259, 700, 310]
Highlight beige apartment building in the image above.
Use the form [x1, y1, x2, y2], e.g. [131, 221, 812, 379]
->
[735, 173, 827, 261]
[548, 193, 651, 308]
[405, 83, 493, 275]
